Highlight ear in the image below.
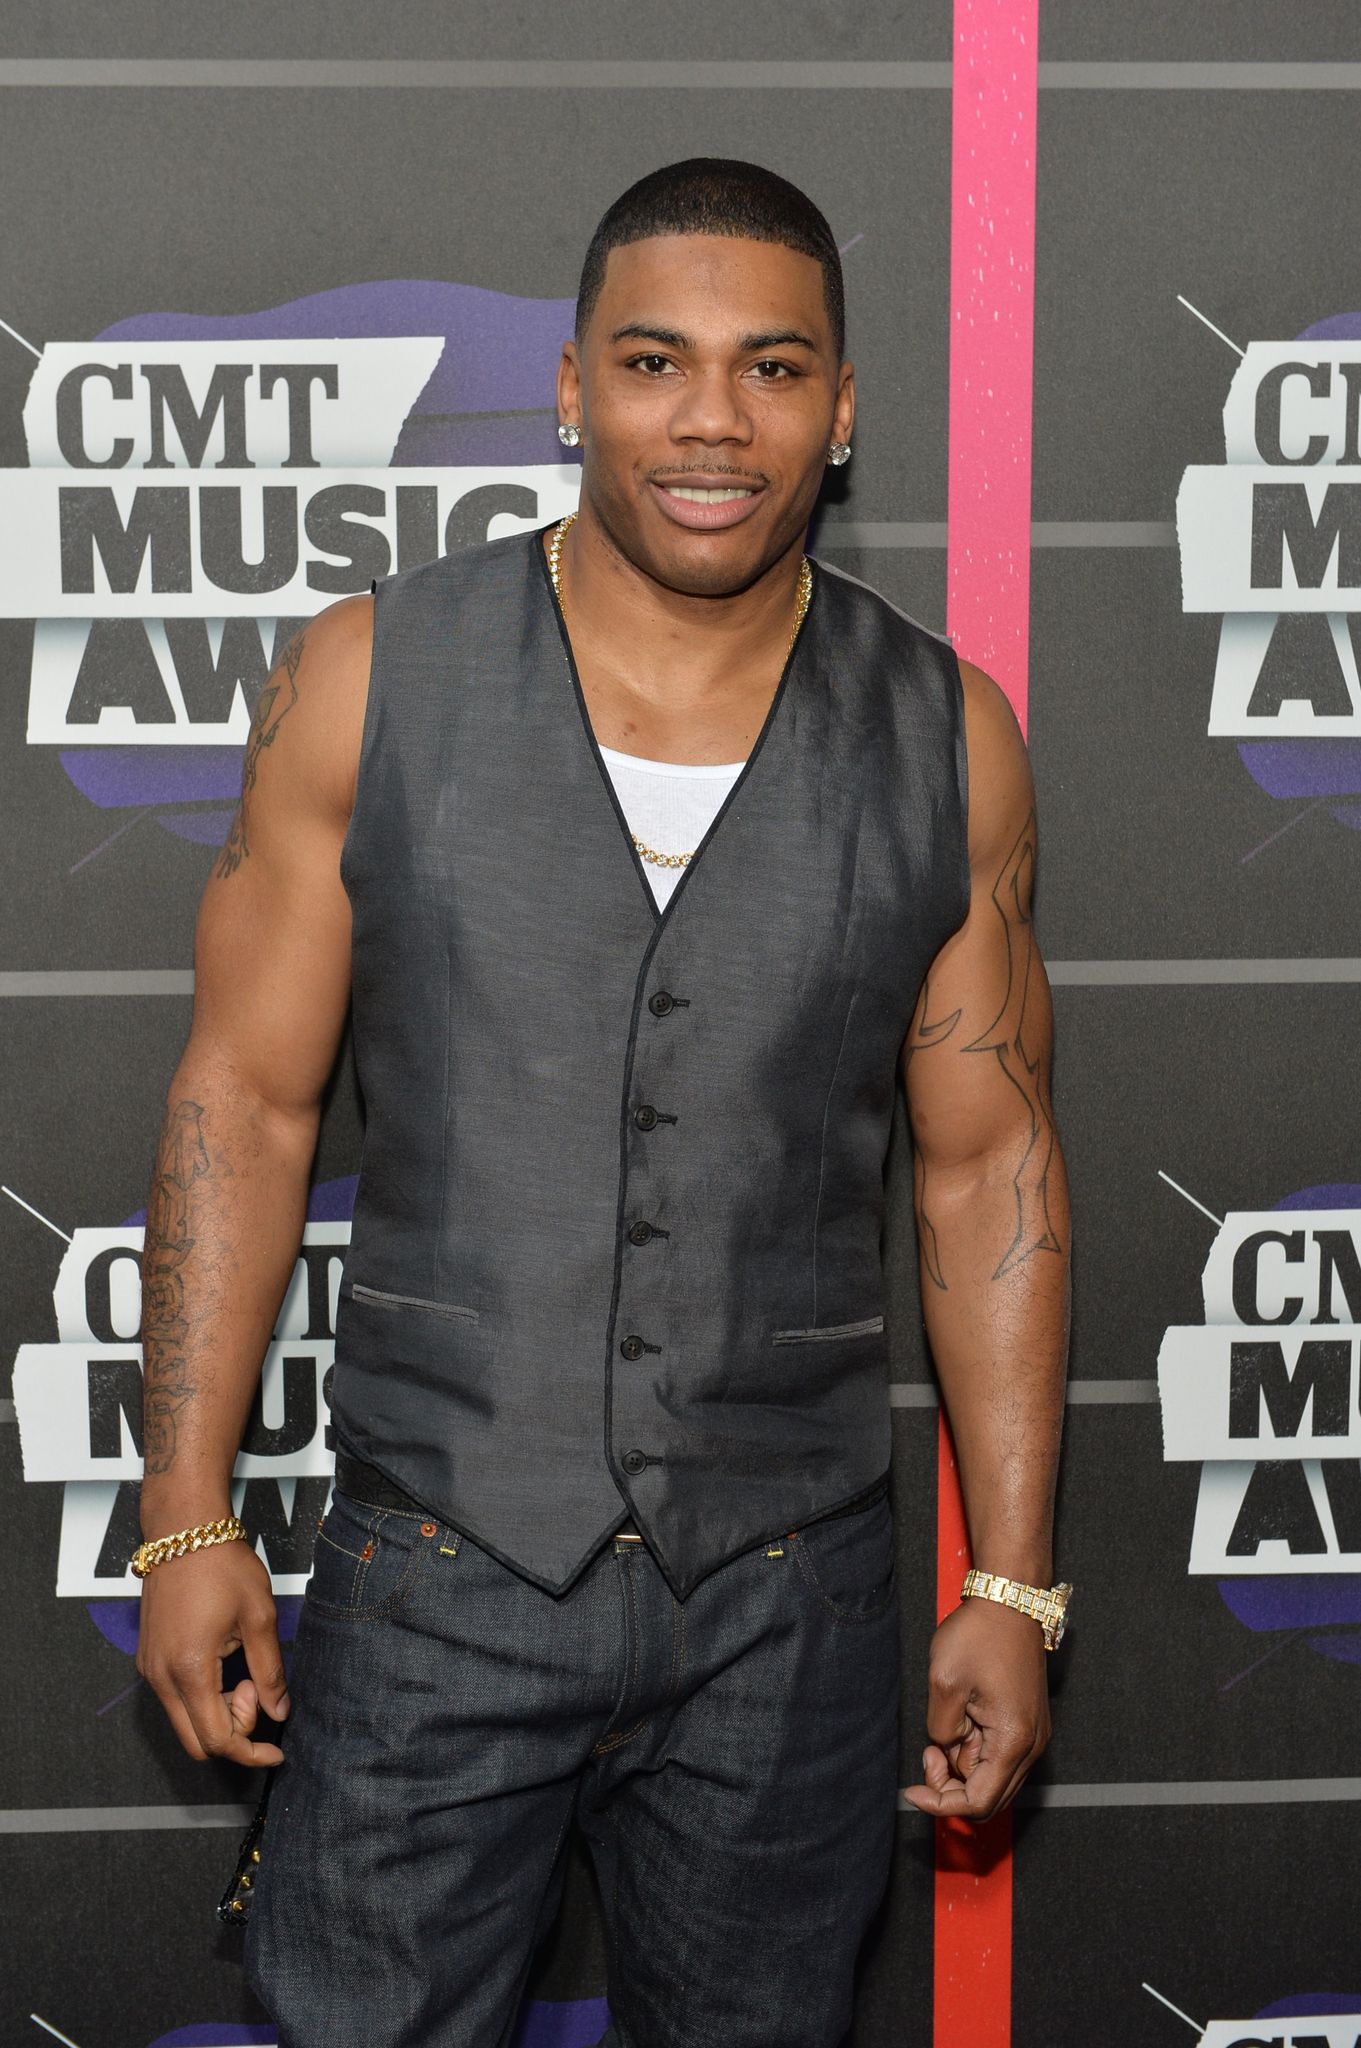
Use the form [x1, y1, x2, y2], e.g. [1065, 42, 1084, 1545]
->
[832, 360, 855, 448]
[557, 340, 585, 434]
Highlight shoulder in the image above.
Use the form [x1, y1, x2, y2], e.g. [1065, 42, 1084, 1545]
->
[956, 658, 1035, 865]
[810, 553, 956, 665]
[373, 525, 546, 619]
[261, 595, 373, 825]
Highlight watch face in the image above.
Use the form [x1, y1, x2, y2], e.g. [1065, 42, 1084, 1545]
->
[1052, 1583, 1073, 1647]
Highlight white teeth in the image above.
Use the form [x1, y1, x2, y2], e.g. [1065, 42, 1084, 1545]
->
[666, 485, 755, 503]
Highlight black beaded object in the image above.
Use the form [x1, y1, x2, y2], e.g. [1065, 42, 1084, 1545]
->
[216, 1767, 276, 1926]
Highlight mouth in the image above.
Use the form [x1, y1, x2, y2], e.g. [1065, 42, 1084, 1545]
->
[649, 476, 766, 531]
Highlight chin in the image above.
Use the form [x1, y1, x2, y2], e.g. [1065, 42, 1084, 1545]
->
[648, 523, 792, 600]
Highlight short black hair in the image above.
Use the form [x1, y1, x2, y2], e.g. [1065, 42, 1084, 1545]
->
[576, 157, 845, 360]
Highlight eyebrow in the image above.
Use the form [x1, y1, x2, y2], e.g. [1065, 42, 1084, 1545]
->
[608, 322, 819, 354]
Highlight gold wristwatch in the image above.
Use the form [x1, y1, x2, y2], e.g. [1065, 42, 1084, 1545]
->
[961, 1568, 1073, 1650]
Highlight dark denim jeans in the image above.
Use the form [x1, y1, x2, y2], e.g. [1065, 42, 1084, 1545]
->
[244, 1478, 901, 2048]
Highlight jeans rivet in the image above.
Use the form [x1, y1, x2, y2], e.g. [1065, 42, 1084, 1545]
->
[420, 1521, 437, 1537]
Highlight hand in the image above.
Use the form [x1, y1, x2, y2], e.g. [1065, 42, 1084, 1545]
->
[901, 1595, 1051, 1822]
[135, 1539, 290, 1767]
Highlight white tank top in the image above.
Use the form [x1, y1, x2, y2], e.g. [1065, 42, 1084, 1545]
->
[597, 744, 747, 911]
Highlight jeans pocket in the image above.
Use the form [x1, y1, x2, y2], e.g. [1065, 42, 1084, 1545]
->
[790, 1493, 898, 1627]
[305, 1486, 455, 1620]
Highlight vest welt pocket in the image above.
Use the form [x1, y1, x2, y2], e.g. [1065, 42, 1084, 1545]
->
[348, 1282, 480, 1323]
[770, 1314, 885, 1345]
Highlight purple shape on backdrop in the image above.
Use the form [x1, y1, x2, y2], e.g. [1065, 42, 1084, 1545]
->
[87, 1599, 142, 1655]
[274, 1595, 303, 1645]
[1297, 309, 1361, 341]
[153, 808, 238, 843]
[305, 1173, 358, 1224]
[142, 2004, 613, 2048]
[1309, 1632, 1361, 1665]
[1274, 1183, 1361, 1212]
[148, 2030, 276, 2047]
[1218, 1576, 1361, 1631]
[507, 1997, 612, 2048]
[97, 279, 575, 470]
[1236, 741, 1361, 801]
[60, 745, 246, 807]
[1256, 1994, 1361, 2017]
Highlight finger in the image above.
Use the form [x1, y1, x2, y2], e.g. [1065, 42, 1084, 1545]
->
[925, 1679, 972, 1751]
[920, 1744, 954, 1792]
[904, 1751, 1013, 1820]
[946, 1721, 1045, 1821]
[175, 1665, 283, 1768]
[987, 1739, 1046, 1817]
[241, 1606, 291, 1720]
[227, 1679, 286, 1766]
[149, 1680, 212, 1763]
[951, 1720, 985, 1779]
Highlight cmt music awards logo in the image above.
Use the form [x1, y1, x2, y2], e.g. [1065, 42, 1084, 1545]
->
[1180, 2009, 1361, 2048]
[0, 279, 581, 837]
[1176, 310, 1361, 844]
[11, 1182, 353, 1598]
[1197, 2020, 1361, 2048]
[1142, 1979, 1361, 2048]
[1157, 1187, 1361, 1672]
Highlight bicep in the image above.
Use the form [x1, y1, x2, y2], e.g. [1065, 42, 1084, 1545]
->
[903, 662, 1054, 1174]
[182, 603, 369, 1122]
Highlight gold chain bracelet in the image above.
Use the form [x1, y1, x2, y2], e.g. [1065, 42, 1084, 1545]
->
[130, 1515, 248, 1579]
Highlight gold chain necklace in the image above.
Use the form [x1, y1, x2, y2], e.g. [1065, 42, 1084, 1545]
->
[548, 510, 812, 869]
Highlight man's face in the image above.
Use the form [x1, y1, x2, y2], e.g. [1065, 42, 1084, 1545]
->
[561, 232, 853, 598]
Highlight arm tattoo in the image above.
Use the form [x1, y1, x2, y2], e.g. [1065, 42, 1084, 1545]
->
[213, 627, 305, 880]
[963, 809, 1063, 1278]
[903, 974, 962, 1291]
[141, 1096, 211, 1475]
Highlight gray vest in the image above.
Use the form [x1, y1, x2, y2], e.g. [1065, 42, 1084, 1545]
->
[329, 527, 969, 1599]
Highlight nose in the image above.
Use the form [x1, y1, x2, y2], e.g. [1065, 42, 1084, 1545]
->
[667, 366, 754, 449]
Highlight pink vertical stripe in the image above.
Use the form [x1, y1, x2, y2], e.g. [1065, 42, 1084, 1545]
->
[935, 6, 1039, 2048]
[945, 0, 1039, 737]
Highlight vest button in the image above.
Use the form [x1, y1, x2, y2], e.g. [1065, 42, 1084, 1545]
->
[628, 1220, 654, 1246]
[621, 1449, 648, 1475]
[633, 1104, 659, 1131]
[648, 991, 675, 1017]
[619, 1333, 646, 1360]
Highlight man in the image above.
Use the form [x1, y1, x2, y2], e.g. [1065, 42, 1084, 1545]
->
[135, 158, 1070, 2048]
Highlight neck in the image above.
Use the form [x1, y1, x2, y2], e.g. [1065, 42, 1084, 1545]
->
[546, 503, 806, 703]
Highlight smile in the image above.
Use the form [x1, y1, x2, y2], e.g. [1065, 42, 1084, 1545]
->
[650, 480, 766, 530]
[665, 486, 755, 503]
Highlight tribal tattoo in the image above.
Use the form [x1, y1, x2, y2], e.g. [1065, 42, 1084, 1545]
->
[963, 809, 1063, 1279]
[214, 628, 305, 880]
[903, 973, 962, 1291]
[140, 1096, 211, 1474]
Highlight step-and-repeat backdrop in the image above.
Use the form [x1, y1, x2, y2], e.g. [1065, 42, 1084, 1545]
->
[3, 4, 1357, 2045]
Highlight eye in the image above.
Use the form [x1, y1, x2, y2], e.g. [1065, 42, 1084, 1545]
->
[627, 353, 677, 376]
[750, 359, 796, 381]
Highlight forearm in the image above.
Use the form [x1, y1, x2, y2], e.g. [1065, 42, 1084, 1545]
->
[917, 1141, 1071, 1584]
[138, 1051, 319, 1537]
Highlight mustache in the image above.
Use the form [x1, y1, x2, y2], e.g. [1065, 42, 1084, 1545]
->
[646, 465, 770, 487]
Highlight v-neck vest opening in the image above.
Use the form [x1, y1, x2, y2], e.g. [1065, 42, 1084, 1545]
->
[531, 524, 817, 940]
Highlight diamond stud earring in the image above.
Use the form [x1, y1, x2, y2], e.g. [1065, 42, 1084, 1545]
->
[827, 441, 852, 467]
[558, 422, 582, 448]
